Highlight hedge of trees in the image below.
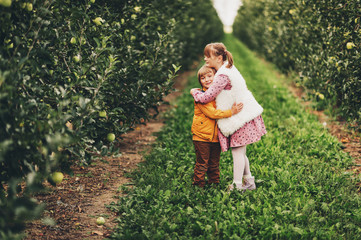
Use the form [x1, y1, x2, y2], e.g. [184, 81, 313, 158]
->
[233, 0, 360, 127]
[0, 0, 223, 238]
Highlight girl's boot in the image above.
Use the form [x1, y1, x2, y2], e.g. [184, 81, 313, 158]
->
[228, 182, 246, 192]
[243, 176, 256, 190]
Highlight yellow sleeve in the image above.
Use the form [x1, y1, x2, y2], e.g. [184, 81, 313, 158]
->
[196, 102, 232, 120]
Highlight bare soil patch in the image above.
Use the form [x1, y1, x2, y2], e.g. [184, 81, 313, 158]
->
[24, 70, 194, 240]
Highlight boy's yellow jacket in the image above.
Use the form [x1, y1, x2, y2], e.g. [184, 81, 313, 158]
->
[192, 99, 232, 142]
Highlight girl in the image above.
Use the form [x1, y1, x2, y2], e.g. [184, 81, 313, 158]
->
[191, 65, 243, 188]
[191, 43, 267, 191]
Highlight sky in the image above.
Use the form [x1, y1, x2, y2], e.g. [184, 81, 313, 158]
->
[212, 0, 242, 29]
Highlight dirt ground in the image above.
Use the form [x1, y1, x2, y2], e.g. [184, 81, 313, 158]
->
[24, 70, 193, 240]
[24, 68, 360, 239]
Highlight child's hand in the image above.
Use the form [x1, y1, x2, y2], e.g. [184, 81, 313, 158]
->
[190, 88, 201, 95]
[231, 102, 243, 115]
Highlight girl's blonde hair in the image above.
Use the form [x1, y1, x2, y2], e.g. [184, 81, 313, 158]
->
[204, 42, 233, 68]
[197, 65, 216, 87]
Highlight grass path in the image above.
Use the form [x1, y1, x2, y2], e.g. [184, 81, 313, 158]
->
[109, 34, 361, 239]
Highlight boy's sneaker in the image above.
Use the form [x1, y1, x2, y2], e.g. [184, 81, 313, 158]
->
[243, 176, 256, 190]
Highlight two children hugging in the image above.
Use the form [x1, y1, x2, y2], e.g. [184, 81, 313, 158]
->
[191, 43, 267, 192]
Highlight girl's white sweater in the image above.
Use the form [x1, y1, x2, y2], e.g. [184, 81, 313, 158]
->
[215, 62, 263, 137]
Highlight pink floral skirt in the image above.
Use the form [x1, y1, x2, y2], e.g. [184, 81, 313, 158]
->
[218, 115, 267, 152]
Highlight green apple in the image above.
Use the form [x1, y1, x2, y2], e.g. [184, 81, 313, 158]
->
[26, 3, 33, 11]
[49, 172, 64, 185]
[96, 217, 105, 225]
[0, 0, 12, 7]
[70, 37, 76, 44]
[346, 42, 355, 49]
[90, 0, 95, 3]
[73, 55, 80, 62]
[99, 110, 107, 118]
[107, 133, 115, 142]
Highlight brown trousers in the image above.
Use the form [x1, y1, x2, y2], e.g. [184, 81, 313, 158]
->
[193, 141, 221, 187]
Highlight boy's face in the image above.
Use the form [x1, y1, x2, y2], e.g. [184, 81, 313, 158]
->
[200, 71, 214, 89]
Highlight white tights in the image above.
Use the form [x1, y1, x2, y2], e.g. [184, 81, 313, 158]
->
[231, 146, 251, 186]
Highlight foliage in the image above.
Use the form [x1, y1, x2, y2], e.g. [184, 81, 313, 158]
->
[233, 0, 361, 128]
[108, 34, 361, 239]
[0, 0, 223, 238]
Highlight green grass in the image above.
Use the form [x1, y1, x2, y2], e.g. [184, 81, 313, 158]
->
[108, 34, 361, 239]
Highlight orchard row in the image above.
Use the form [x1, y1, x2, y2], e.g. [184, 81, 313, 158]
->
[234, 0, 360, 126]
[0, 0, 223, 238]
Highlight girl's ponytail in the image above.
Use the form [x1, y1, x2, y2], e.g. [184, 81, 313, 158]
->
[225, 50, 233, 68]
[204, 42, 234, 68]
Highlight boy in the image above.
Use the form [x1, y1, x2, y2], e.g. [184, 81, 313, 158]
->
[191, 65, 243, 187]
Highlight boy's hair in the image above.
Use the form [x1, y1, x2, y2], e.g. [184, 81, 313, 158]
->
[197, 65, 216, 87]
[204, 42, 233, 68]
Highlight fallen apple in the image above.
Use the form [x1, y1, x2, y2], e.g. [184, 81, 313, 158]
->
[96, 217, 105, 225]
[49, 172, 64, 185]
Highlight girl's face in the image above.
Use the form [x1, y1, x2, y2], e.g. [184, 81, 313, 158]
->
[200, 71, 214, 89]
[204, 53, 217, 68]
[204, 52, 222, 70]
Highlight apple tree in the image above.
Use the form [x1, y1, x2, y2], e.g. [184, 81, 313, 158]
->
[234, 0, 360, 127]
[0, 0, 223, 238]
